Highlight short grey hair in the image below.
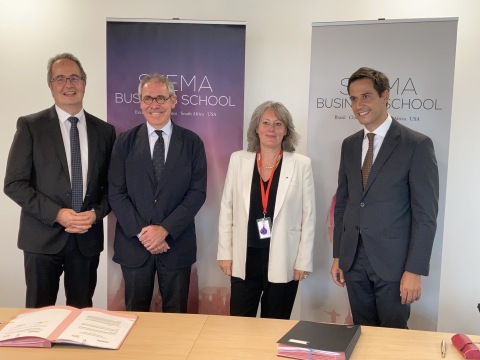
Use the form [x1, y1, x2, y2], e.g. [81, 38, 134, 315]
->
[246, 101, 299, 152]
[138, 74, 176, 98]
[47, 53, 87, 82]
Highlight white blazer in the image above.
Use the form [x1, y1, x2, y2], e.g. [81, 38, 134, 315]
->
[217, 150, 316, 283]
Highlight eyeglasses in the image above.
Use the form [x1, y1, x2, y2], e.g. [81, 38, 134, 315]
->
[142, 95, 172, 105]
[50, 75, 84, 85]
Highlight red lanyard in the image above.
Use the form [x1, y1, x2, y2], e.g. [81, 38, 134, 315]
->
[257, 150, 283, 216]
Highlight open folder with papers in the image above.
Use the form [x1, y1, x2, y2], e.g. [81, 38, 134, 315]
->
[0, 306, 137, 349]
[277, 321, 361, 360]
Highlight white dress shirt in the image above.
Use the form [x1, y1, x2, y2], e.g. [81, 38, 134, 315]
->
[362, 114, 392, 165]
[147, 120, 173, 160]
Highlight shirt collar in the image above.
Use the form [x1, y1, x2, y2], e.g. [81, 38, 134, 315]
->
[55, 105, 85, 124]
[147, 120, 173, 137]
[363, 114, 392, 138]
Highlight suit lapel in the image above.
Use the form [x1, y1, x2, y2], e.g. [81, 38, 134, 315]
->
[241, 152, 256, 216]
[273, 152, 294, 220]
[155, 123, 182, 192]
[85, 112, 99, 187]
[363, 120, 400, 194]
[47, 107, 70, 181]
[352, 132, 364, 194]
[135, 124, 155, 185]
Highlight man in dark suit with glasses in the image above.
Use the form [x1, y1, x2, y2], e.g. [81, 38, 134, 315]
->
[4, 53, 116, 308]
[109, 74, 207, 313]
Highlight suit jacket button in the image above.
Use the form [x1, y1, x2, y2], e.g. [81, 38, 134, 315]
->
[154, 199, 157, 204]
[360, 202, 365, 207]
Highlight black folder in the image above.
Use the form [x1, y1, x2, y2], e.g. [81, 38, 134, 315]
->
[277, 321, 361, 360]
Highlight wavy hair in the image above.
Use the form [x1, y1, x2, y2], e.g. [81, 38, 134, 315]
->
[246, 101, 299, 152]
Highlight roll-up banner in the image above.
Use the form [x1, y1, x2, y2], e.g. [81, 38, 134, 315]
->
[106, 19, 245, 314]
[305, 18, 457, 330]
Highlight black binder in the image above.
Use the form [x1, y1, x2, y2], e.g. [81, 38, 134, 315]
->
[277, 321, 361, 360]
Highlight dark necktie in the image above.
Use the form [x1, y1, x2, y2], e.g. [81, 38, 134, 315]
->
[153, 130, 165, 184]
[68, 116, 83, 212]
[362, 132, 375, 190]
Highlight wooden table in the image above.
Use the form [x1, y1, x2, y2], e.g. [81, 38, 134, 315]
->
[1, 308, 478, 359]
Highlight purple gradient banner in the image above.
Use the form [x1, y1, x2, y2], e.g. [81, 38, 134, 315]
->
[106, 20, 245, 314]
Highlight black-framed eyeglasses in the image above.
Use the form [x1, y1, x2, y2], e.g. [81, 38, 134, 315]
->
[50, 75, 84, 85]
[142, 95, 172, 105]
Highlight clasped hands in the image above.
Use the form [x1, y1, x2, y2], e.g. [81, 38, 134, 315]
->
[56, 208, 95, 234]
[139, 225, 170, 255]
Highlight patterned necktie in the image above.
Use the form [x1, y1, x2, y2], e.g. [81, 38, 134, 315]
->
[68, 116, 83, 212]
[153, 130, 165, 184]
[362, 132, 375, 190]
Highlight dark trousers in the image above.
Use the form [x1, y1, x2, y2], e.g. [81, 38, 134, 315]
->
[121, 255, 191, 313]
[230, 247, 299, 319]
[24, 234, 99, 308]
[344, 237, 410, 328]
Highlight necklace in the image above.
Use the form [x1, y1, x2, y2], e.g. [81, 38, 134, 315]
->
[262, 155, 282, 169]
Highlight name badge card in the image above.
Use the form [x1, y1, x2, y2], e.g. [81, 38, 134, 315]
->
[256, 217, 272, 239]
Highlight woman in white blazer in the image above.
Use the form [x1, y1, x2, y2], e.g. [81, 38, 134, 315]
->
[217, 101, 316, 319]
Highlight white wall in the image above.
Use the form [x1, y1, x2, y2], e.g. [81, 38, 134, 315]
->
[0, 0, 478, 334]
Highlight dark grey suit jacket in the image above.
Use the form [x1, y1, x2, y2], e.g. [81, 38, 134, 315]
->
[108, 122, 207, 269]
[333, 119, 439, 281]
[4, 106, 116, 256]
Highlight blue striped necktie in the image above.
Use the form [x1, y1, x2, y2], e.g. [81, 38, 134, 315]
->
[153, 130, 165, 184]
[68, 116, 83, 212]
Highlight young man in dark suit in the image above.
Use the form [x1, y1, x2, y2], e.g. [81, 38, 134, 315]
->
[4, 53, 116, 308]
[108, 74, 207, 313]
[330, 67, 439, 328]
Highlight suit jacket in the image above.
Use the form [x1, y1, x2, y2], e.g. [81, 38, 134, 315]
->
[109, 122, 207, 269]
[333, 119, 439, 281]
[217, 150, 316, 283]
[4, 106, 116, 256]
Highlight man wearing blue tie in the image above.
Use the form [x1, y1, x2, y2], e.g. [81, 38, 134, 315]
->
[109, 74, 207, 313]
[4, 53, 116, 308]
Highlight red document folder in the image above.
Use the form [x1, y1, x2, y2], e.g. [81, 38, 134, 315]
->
[451, 333, 480, 359]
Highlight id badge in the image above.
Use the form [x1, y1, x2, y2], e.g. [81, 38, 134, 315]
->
[256, 217, 272, 239]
